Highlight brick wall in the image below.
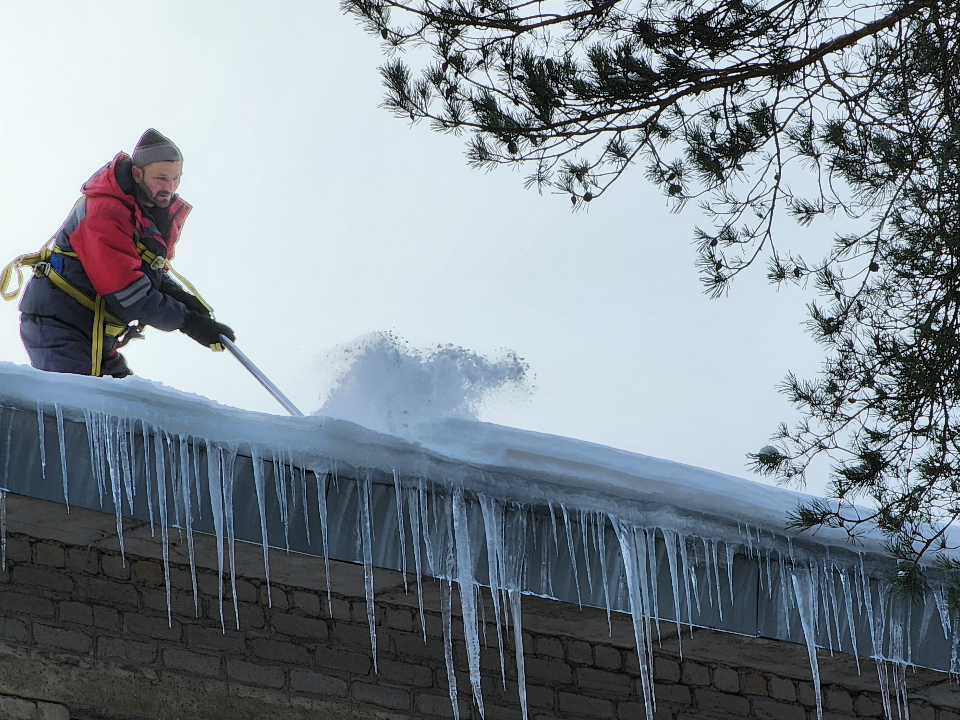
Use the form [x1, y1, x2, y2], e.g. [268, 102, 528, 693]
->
[0, 526, 956, 720]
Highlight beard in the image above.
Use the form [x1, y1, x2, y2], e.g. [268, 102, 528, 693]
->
[136, 181, 173, 208]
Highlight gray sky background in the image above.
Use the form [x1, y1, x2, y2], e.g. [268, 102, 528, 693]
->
[0, 2, 831, 493]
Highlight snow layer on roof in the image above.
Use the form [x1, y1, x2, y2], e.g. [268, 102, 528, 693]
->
[1, 360, 836, 546]
[0, 360, 953, 720]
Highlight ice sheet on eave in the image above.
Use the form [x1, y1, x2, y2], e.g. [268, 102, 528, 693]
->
[0, 360, 867, 554]
[6, 359, 959, 718]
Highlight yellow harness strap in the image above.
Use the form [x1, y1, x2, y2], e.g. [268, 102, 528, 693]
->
[2, 236, 219, 373]
[1, 242, 50, 302]
[134, 242, 222, 351]
[3, 241, 130, 375]
[134, 241, 214, 314]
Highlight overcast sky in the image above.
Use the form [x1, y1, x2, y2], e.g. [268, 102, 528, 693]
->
[0, 2, 831, 493]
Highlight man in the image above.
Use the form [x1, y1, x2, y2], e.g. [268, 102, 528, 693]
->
[18, 129, 234, 377]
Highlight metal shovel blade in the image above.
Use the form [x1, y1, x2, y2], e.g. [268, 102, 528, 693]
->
[220, 335, 304, 417]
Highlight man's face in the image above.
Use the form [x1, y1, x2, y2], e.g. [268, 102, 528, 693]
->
[132, 160, 182, 208]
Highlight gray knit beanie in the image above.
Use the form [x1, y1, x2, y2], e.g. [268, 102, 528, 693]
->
[132, 129, 183, 167]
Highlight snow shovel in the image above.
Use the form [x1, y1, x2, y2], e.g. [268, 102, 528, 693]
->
[220, 335, 305, 417]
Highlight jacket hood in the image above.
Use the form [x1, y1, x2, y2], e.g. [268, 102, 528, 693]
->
[81, 152, 191, 224]
[81, 152, 136, 207]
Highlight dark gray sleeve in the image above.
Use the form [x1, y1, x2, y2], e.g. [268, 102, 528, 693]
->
[104, 274, 188, 331]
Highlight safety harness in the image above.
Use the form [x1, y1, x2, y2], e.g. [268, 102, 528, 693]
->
[1, 234, 212, 377]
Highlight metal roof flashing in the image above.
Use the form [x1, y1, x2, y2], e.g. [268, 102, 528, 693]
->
[0, 362, 956, 719]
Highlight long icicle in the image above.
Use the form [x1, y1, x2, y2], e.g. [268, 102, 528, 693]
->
[54, 404, 69, 511]
[406, 485, 427, 640]
[104, 416, 125, 564]
[358, 473, 377, 673]
[612, 518, 655, 720]
[479, 494, 507, 686]
[153, 427, 171, 626]
[179, 435, 198, 615]
[441, 577, 460, 720]
[792, 565, 824, 720]
[314, 468, 333, 616]
[453, 487, 483, 718]
[205, 440, 227, 632]
[35, 402, 46, 480]
[0, 488, 6, 572]
[221, 444, 240, 629]
[142, 422, 155, 536]
[251, 446, 272, 607]
[393, 469, 408, 593]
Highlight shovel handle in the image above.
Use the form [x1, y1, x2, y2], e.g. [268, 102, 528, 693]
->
[220, 335, 305, 417]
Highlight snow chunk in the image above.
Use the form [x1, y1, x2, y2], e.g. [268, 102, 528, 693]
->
[318, 332, 532, 434]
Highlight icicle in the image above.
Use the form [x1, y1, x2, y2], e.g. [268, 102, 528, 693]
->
[810, 563, 822, 656]
[299, 465, 309, 544]
[358, 474, 377, 673]
[702, 537, 714, 609]
[251, 446, 273, 607]
[441, 577, 460, 720]
[452, 487, 483, 717]
[764, 547, 773, 599]
[778, 551, 792, 637]
[893, 659, 909, 720]
[580, 509, 593, 593]
[547, 501, 559, 554]
[905, 599, 914, 668]
[168, 434, 182, 534]
[710, 540, 723, 621]
[116, 419, 134, 514]
[35, 402, 47, 480]
[0, 488, 6, 571]
[862, 564, 881, 665]
[877, 659, 893, 720]
[272, 450, 291, 552]
[646, 529, 661, 641]
[193, 442, 202, 519]
[82, 410, 104, 506]
[826, 562, 843, 657]
[54, 404, 69, 511]
[479, 494, 507, 685]
[392, 469, 408, 593]
[509, 587, 528, 720]
[677, 533, 698, 631]
[0, 407, 6, 488]
[888, 614, 911, 719]
[221, 444, 240, 629]
[612, 519, 655, 720]
[314, 468, 333, 616]
[539, 517, 552, 597]
[813, 563, 831, 657]
[397, 493, 421, 640]
[792, 567, 823, 720]
[142, 423, 155, 536]
[597, 514, 612, 634]
[560, 504, 582, 608]
[153, 428, 171, 626]
[632, 530, 656, 674]
[661, 529, 684, 649]
[839, 568, 861, 673]
[934, 587, 951, 640]
[725, 541, 736, 606]
[419, 478, 436, 575]
[205, 441, 227, 632]
[179, 436, 198, 614]
[105, 416, 125, 563]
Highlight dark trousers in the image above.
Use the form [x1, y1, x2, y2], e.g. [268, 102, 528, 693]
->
[20, 314, 132, 378]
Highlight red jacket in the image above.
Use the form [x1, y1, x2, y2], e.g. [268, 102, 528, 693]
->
[77, 152, 191, 295]
[20, 153, 193, 334]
